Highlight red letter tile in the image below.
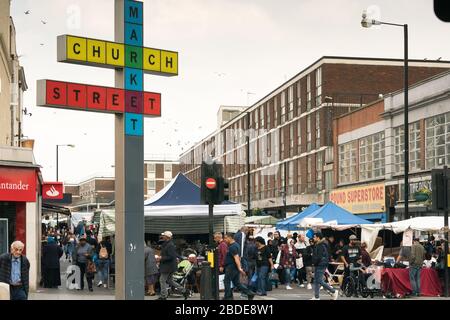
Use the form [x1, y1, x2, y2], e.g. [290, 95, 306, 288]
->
[143, 92, 161, 116]
[67, 83, 87, 109]
[87, 86, 107, 110]
[107, 88, 125, 113]
[46, 80, 67, 106]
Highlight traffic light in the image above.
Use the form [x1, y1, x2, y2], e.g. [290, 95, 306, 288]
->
[431, 169, 448, 211]
[201, 161, 222, 205]
[217, 177, 230, 203]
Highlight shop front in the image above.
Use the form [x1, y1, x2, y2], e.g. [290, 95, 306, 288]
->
[329, 182, 387, 223]
[0, 146, 43, 291]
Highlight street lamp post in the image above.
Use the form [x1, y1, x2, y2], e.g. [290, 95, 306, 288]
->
[55, 144, 75, 227]
[361, 12, 409, 221]
[246, 112, 251, 216]
[56, 144, 75, 181]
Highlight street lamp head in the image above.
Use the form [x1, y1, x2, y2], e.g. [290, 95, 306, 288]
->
[68, 144, 75, 148]
[361, 10, 381, 28]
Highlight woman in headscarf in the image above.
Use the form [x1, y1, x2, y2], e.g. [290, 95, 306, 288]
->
[42, 236, 63, 288]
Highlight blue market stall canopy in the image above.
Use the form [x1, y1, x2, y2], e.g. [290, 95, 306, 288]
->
[144, 172, 201, 206]
[276, 203, 321, 230]
[299, 202, 373, 226]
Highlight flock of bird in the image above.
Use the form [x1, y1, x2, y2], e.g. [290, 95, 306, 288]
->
[23, 10, 47, 46]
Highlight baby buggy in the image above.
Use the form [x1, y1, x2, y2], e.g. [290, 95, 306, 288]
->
[170, 259, 195, 298]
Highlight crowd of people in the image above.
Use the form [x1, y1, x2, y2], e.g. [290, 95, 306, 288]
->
[1, 219, 445, 300]
[40, 221, 113, 292]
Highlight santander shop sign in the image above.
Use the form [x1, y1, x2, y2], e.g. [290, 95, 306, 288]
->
[0, 167, 37, 202]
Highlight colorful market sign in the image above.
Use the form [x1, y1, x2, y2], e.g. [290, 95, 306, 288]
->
[330, 182, 385, 214]
[57, 35, 178, 76]
[35, 0, 177, 300]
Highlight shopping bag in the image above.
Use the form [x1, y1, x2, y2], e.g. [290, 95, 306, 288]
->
[250, 272, 258, 285]
[219, 274, 225, 291]
[269, 270, 279, 282]
[296, 257, 304, 269]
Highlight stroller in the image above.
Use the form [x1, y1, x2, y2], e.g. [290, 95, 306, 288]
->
[170, 259, 195, 298]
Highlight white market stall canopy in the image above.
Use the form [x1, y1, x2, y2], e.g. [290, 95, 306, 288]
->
[360, 216, 447, 234]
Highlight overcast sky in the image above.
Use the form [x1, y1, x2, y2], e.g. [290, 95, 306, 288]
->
[10, 0, 450, 183]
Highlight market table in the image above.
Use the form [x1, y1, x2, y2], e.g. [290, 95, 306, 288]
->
[381, 267, 442, 297]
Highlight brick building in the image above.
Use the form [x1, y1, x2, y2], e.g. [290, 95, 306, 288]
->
[179, 56, 450, 217]
[332, 70, 450, 222]
[66, 158, 180, 211]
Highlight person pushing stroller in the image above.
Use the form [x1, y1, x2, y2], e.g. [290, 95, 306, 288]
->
[157, 231, 190, 300]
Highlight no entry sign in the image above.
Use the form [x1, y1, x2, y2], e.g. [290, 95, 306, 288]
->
[205, 178, 217, 190]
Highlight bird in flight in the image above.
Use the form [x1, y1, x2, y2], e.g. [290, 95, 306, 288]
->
[41, 20, 47, 24]
[24, 10, 31, 14]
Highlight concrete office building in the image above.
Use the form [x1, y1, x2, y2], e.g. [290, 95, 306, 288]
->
[66, 158, 180, 211]
[332, 70, 450, 222]
[179, 56, 450, 217]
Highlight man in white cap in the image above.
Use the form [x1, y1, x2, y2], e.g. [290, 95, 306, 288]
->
[158, 231, 189, 300]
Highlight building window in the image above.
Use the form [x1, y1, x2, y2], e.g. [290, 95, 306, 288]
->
[359, 132, 385, 180]
[426, 112, 450, 169]
[306, 115, 312, 152]
[394, 122, 421, 173]
[289, 124, 294, 157]
[288, 161, 294, 195]
[307, 156, 313, 190]
[306, 74, 312, 111]
[297, 119, 302, 154]
[254, 109, 259, 130]
[288, 85, 294, 120]
[315, 67, 322, 106]
[280, 130, 285, 156]
[325, 170, 333, 191]
[297, 158, 303, 193]
[315, 112, 320, 149]
[266, 103, 271, 129]
[260, 105, 264, 129]
[274, 97, 278, 127]
[147, 180, 155, 190]
[164, 180, 171, 187]
[147, 163, 156, 179]
[281, 91, 286, 124]
[316, 152, 323, 190]
[339, 141, 357, 184]
[296, 81, 302, 111]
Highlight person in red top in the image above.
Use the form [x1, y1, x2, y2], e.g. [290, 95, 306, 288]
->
[214, 232, 228, 274]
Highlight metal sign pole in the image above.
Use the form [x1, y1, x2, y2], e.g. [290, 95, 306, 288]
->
[115, 0, 144, 300]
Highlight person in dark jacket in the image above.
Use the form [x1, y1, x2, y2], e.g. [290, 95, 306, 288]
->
[310, 233, 339, 300]
[158, 231, 189, 300]
[72, 237, 94, 291]
[247, 236, 258, 280]
[0, 241, 30, 300]
[234, 226, 249, 273]
[95, 236, 113, 288]
[42, 236, 63, 288]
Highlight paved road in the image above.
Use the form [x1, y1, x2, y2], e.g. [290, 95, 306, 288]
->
[29, 258, 448, 300]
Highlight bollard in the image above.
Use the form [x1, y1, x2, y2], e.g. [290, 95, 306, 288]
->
[200, 261, 213, 300]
